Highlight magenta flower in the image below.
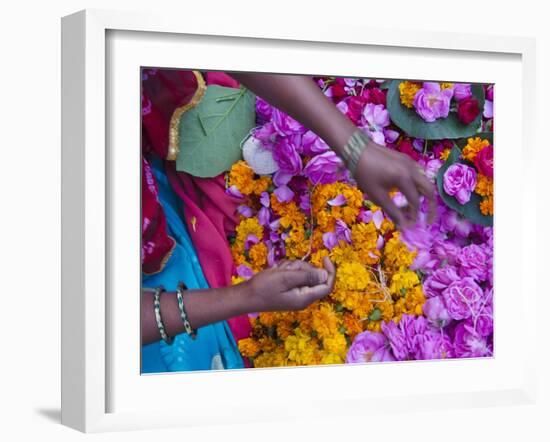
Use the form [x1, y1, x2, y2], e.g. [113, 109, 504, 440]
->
[272, 137, 303, 175]
[335, 220, 352, 244]
[322, 232, 338, 250]
[260, 191, 270, 208]
[303, 151, 346, 184]
[423, 266, 460, 298]
[237, 264, 254, 279]
[457, 244, 489, 281]
[443, 163, 477, 204]
[453, 83, 472, 101]
[361, 103, 390, 145]
[440, 208, 472, 238]
[274, 185, 295, 203]
[237, 204, 254, 218]
[346, 331, 395, 363]
[442, 278, 483, 320]
[226, 185, 244, 199]
[424, 159, 443, 182]
[255, 96, 273, 123]
[381, 320, 409, 360]
[453, 323, 492, 358]
[413, 82, 453, 122]
[413, 329, 454, 360]
[328, 194, 347, 206]
[258, 207, 271, 226]
[301, 130, 329, 156]
[271, 109, 305, 136]
[422, 296, 451, 328]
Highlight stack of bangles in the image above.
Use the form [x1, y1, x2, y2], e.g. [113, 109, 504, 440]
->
[151, 282, 197, 345]
[340, 129, 370, 177]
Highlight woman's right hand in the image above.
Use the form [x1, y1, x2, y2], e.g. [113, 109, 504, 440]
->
[244, 257, 336, 312]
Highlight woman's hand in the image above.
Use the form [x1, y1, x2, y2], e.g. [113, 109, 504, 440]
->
[244, 257, 336, 312]
[355, 140, 437, 228]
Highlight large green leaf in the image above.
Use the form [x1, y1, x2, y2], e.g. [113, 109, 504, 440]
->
[387, 80, 485, 140]
[436, 133, 493, 226]
[176, 85, 256, 177]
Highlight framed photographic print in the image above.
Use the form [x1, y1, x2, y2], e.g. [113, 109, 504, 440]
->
[61, 9, 537, 433]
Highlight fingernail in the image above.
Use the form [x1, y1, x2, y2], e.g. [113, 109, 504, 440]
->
[317, 269, 328, 283]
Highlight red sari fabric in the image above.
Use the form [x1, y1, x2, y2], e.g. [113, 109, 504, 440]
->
[141, 68, 252, 344]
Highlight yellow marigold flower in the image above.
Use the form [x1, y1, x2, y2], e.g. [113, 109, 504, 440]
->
[389, 269, 420, 296]
[383, 232, 416, 272]
[322, 333, 347, 359]
[336, 261, 371, 291]
[228, 160, 255, 195]
[440, 82, 454, 90]
[284, 329, 317, 365]
[462, 137, 490, 162]
[235, 217, 263, 244]
[475, 174, 493, 197]
[310, 248, 330, 268]
[231, 275, 246, 286]
[330, 243, 359, 266]
[253, 176, 271, 195]
[343, 312, 363, 340]
[249, 242, 268, 269]
[311, 302, 341, 340]
[399, 81, 421, 108]
[238, 338, 261, 358]
[440, 148, 451, 161]
[320, 353, 344, 365]
[351, 222, 378, 249]
[480, 196, 494, 216]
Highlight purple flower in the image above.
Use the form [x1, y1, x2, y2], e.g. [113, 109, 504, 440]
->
[253, 122, 277, 149]
[303, 151, 346, 184]
[274, 185, 295, 203]
[271, 109, 305, 136]
[258, 207, 271, 226]
[457, 244, 489, 281]
[237, 264, 254, 279]
[237, 204, 254, 218]
[413, 82, 453, 122]
[422, 296, 451, 328]
[322, 232, 339, 250]
[381, 320, 409, 360]
[260, 191, 270, 208]
[335, 220, 352, 243]
[413, 329, 454, 360]
[226, 185, 244, 199]
[328, 194, 347, 206]
[255, 97, 273, 123]
[442, 278, 484, 320]
[432, 238, 461, 266]
[383, 129, 400, 144]
[301, 130, 329, 156]
[423, 266, 460, 298]
[425, 159, 443, 182]
[453, 322, 492, 358]
[272, 137, 303, 175]
[440, 208, 472, 238]
[443, 163, 477, 205]
[346, 331, 395, 363]
[244, 234, 260, 250]
[361, 103, 390, 145]
[453, 83, 472, 101]
[483, 100, 493, 119]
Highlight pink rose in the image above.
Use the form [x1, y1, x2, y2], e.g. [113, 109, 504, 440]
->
[303, 151, 346, 184]
[443, 163, 477, 204]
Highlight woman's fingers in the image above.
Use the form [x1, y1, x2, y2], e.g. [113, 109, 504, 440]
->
[413, 170, 437, 223]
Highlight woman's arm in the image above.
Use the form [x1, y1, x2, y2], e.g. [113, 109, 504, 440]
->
[142, 258, 335, 345]
[231, 73, 436, 227]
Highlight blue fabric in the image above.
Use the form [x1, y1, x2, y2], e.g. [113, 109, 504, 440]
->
[141, 159, 244, 373]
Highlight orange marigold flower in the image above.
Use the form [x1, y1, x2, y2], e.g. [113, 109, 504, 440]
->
[480, 196, 494, 216]
[462, 137, 490, 162]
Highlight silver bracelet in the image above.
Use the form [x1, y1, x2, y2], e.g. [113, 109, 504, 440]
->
[176, 281, 197, 339]
[340, 130, 370, 177]
[153, 285, 173, 345]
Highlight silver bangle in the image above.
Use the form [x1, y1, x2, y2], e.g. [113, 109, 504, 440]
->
[153, 285, 173, 345]
[340, 130, 370, 177]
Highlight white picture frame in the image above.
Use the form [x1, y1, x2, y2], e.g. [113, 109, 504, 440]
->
[61, 9, 537, 433]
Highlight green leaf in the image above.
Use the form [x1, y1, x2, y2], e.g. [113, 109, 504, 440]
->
[386, 80, 485, 140]
[176, 85, 256, 177]
[436, 135, 493, 226]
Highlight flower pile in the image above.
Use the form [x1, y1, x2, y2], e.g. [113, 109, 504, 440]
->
[227, 77, 494, 366]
